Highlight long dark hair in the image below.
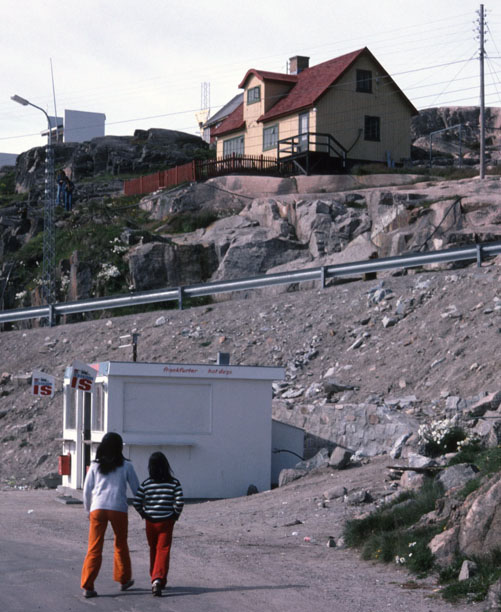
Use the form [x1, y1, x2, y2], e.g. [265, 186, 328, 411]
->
[148, 452, 174, 483]
[95, 432, 125, 475]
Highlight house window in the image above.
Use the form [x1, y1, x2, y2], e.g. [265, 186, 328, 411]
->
[263, 124, 278, 151]
[356, 69, 373, 93]
[364, 116, 380, 141]
[92, 383, 105, 432]
[223, 135, 244, 157]
[247, 86, 261, 104]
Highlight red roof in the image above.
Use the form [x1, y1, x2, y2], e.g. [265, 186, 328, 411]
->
[213, 47, 418, 137]
[210, 102, 245, 137]
[238, 70, 298, 89]
[259, 48, 366, 122]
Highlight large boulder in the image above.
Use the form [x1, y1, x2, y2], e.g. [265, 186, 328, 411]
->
[457, 473, 501, 557]
[128, 240, 218, 290]
[240, 198, 293, 239]
[212, 229, 305, 281]
[436, 463, 479, 492]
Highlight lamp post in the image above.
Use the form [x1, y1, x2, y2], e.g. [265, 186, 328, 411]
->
[11, 94, 56, 325]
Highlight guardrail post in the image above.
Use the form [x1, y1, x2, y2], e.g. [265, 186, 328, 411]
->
[476, 244, 483, 267]
[178, 287, 184, 310]
[320, 266, 327, 288]
[48, 304, 55, 327]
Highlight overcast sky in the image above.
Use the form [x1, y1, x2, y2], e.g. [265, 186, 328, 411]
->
[1, 0, 499, 154]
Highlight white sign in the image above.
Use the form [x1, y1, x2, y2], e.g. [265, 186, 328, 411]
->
[32, 370, 56, 397]
[70, 360, 97, 392]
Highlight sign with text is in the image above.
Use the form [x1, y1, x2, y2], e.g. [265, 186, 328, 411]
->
[70, 360, 97, 393]
[32, 370, 56, 398]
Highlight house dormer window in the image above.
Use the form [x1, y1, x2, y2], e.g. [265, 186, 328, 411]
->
[247, 86, 261, 104]
[356, 69, 372, 93]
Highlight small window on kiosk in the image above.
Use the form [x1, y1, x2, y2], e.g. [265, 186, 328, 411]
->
[92, 384, 105, 432]
[65, 386, 76, 430]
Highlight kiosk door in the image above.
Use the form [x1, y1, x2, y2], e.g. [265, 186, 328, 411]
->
[82, 392, 92, 483]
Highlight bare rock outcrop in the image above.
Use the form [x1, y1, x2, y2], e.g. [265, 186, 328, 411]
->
[457, 473, 501, 557]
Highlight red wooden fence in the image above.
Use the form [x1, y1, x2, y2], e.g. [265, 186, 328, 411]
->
[123, 155, 279, 196]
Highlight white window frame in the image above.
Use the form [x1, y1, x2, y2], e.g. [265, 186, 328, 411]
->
[223, 135, 244, 157]
[263, 124, 278, 151]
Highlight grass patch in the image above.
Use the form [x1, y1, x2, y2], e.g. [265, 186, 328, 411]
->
[440, 549, 501, 603]
[344, 479, 444, 576]
[163, 211, 220, 234]
[344, 443, 501, 604]
[448, 445, 501, 475]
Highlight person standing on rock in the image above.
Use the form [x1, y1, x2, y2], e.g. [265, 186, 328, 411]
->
[56, 169, 67, 206]
[64, 175, 75, 212]
[81, 432, 139, 599]
[132, 452, 184, 597]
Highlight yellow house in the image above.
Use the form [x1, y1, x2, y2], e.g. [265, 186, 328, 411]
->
[211, 48, 418, 170]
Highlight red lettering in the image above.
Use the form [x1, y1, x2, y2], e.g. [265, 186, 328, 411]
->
[40, 385, 52, 396]
[78, 379, 92, 392]
[71, 376, 78, 388]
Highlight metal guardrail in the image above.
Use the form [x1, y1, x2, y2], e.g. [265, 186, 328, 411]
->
[1, 240, 500, 326]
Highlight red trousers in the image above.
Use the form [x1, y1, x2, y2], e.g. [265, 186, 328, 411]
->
[81, 509, 131, 590]
[146, 518, 176, 587]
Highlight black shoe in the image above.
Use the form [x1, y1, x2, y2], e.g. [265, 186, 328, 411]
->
[120, 579, 134, 591]
[83, 589, 98, 598]
[152, 580, 162, 597]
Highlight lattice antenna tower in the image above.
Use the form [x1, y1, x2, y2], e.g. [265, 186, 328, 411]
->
[195, 82, 211, 140]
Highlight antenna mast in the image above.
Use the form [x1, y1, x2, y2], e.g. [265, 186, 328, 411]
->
[50, 58, 60, 143]
[195, 82, 210, 142]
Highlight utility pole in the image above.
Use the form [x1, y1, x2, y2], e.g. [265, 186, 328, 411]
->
[11, 95, 56, 324]
[478, 3, 486, 179]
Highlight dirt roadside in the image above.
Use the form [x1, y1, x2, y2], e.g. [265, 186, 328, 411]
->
[0, 458, 478, 612]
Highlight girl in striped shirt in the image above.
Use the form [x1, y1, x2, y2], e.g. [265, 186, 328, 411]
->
[132, 452, 184, 597]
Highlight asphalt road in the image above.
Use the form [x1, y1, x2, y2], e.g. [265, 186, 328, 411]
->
[0, 491, 311, 612]
[0, 488, 478, 612]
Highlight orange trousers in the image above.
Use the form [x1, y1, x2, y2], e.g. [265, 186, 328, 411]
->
[145, 518, 176, 587]
[81, 509, 131, 591]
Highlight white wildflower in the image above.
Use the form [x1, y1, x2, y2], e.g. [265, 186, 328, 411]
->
[97, 263, 121, 281]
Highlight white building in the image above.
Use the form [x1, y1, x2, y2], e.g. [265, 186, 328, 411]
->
[0, 153, 17, 167]
[60, 360, 303, 498]
[42, 109, 106, 144]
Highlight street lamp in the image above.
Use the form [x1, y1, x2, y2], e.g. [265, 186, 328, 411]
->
[11, 94, 56, 325]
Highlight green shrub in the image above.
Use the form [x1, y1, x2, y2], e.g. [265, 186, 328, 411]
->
[0, 170, 15, 195]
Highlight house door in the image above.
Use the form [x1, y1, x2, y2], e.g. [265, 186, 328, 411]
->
[298, 112, 309, 152]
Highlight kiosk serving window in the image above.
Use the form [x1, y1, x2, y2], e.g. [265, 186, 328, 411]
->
[64, 386, 76, 430]
[92, 383, 105, 431]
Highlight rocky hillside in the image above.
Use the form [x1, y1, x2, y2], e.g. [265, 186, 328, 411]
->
[1, 255, 500, 484]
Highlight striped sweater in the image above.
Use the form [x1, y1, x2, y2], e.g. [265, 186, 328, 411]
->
[132, 477, 184, 523]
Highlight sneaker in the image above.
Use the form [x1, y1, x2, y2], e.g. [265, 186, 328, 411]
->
[152, 579, 162, 597]
[83, 589, 97, 598]
[120, 579, 134, 591]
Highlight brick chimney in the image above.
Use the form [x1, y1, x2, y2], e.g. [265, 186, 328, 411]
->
[289, 56, 310, 75]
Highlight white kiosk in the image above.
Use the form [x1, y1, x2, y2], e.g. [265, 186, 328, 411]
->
[60, 361, 302, 498]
